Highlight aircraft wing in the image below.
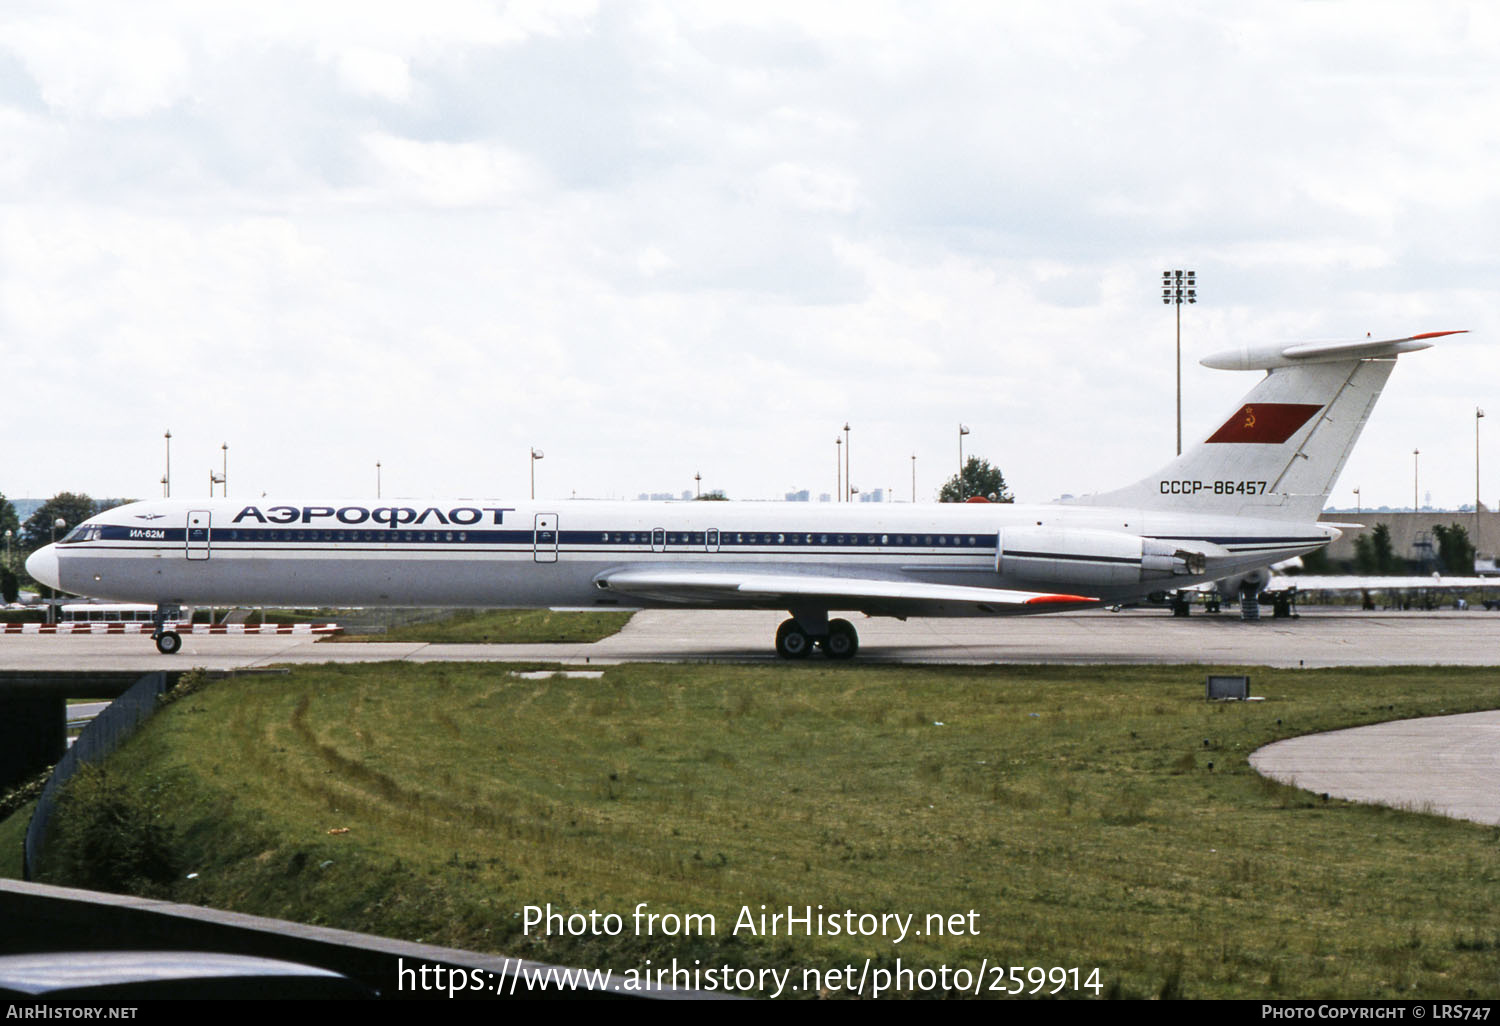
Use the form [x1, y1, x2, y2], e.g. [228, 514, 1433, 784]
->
[594, 568, 1098, 616]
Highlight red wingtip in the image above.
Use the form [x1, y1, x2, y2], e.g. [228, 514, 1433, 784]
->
[1410, 330, 1468, 340]
[1026, 594, 1099, 605]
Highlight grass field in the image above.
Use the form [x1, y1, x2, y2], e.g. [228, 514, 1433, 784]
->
[321, 608, 634, 644]
[27, 662, 1500, 999]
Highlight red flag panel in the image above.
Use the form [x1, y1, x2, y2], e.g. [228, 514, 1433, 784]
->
[1205, 403, 1323, 444]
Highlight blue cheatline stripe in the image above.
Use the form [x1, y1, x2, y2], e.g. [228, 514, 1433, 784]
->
[87, 525, 1005, 550]
[1004, 550, 1142, 566]
[77, 524, 1327, 553]
[1150, 535, 1328, 545]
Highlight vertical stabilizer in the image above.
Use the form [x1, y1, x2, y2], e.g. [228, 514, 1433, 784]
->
[1079, 333, 1452, 521]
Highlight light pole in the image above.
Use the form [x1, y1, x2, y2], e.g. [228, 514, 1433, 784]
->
[843, 423, 851, 503]
[4, 529, 11, 571]
[1413, 448, 1420, 512]
[1161, 269, 1197, 456]
[48, 518, 65, 623]
[1477, 408, 1485, 555]
[694, 472, 701, 499]
[958, 424, 970, 499]
[835, 437, 842, 502]
[530, 448, 545, 500]
[164, 429, 172, 498]
[911, 453, 916, 503]
[376, 461, 382, 499]
[1353, 486, 1361, 515]
[222, 443, 229, 497]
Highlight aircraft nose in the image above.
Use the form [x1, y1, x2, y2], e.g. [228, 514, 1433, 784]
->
[26, 544, 61, 591]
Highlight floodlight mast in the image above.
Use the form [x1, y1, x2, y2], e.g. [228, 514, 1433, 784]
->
[957, 424, 970, 500]
[1477, 408, 1485, 556]
[1162, 269, 1197, 456]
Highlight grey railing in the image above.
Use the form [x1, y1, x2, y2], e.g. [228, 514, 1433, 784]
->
[23, 672, 170, 880]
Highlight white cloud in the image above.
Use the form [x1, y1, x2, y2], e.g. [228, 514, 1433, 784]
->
[4, 19, 191, 117]
[334, 47, 413, 103]
[358, 133, 542, 206]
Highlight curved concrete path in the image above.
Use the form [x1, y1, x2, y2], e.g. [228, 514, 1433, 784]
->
[1250, 710, 1500, 826]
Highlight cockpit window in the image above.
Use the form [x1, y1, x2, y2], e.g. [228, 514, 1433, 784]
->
[59, 524, 100, 544]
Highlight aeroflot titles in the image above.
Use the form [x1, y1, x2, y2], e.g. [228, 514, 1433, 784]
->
[231, 505, 518, 527]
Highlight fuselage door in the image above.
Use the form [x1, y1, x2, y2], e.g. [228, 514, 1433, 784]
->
[186, 511, 211, 561]
[534, 514, 558, 563]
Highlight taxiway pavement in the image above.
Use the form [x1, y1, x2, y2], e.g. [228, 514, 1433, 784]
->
[3, 606, 1500, 671]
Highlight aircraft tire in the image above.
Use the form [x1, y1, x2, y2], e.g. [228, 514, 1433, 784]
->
[821, 619, 859, 660]
[155, 631, 182, 655]
[775, 619, 813, 659]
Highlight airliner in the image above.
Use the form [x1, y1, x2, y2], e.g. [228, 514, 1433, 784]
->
[27, 332, 1454, 658]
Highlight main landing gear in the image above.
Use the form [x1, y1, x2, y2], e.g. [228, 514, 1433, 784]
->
[152, 604, 183, 655]
[774, 614, 859, 660]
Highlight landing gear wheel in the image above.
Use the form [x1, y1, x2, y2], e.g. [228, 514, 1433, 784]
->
[820, 618, 859, 660]
[775, 619, 812, 659]
[155, 631, 182, 655]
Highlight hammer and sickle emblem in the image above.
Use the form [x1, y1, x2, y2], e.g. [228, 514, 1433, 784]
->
[1243, 406, 1256, 428]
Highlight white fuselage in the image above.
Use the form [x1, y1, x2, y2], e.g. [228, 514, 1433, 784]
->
[35, 497, 1336, 614]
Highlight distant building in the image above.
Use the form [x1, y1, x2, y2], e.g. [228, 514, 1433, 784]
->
[1318, 510, 1500, 571]
[785, 489, 810, 502]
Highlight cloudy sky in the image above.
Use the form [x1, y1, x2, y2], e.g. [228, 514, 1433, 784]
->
[3, 1, 1496, 511]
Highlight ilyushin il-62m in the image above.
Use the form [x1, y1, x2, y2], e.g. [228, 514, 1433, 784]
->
[28, 332, 1454, 658]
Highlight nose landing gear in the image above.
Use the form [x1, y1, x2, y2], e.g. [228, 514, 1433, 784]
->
[152, 604, 183, 655]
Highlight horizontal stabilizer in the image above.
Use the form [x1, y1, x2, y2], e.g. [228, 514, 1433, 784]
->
[595, 568, 1098, 616]
[1201, 331, 1464, 371]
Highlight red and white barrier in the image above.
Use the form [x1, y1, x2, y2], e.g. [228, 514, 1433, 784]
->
[1, 622, 341, 636]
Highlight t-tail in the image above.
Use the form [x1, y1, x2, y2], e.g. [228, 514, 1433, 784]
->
[1081, 332, 1461, 521]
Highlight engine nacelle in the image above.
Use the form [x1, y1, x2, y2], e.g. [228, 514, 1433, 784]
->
[998, 527, 1207, 588]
